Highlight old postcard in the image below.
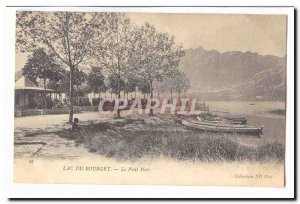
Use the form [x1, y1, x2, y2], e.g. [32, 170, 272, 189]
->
[13, 8, 290, 188]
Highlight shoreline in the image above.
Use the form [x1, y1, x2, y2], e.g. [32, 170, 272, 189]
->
[13, 110, 286, 186]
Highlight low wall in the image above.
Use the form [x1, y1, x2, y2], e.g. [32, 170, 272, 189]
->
[40, 107, 81, 115]
[15, 107, 81, 117]
[15, 109, 41, 117]
[79, 106, 98, 112]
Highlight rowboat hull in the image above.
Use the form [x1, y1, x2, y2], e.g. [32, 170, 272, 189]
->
[181, 120, 263, 135]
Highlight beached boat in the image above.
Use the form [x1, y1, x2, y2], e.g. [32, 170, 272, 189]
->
[195, 116, 247, 127]
[181, 119, 263, 135]
[197, 115, 247, 125]
[202, 113, 247, 124]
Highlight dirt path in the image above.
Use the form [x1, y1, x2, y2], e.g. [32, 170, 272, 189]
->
[14, 112, 114, 160]
[14, 133, 99, 160]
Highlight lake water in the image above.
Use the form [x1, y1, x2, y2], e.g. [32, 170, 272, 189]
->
[202, 101, 285, 116]
[199, 101, 286, 146]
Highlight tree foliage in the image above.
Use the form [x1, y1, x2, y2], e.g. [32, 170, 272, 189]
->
[17, 11, 97, 122]
[131, 23, 185, 89]
[106, 74, 125, 94]
[16, 11, 190, 117]
[57, 68, 87, 97]
[22, 48, 63, 84]
[92, 13, 135, 117]
[22, 48, 64, 108]
[129, 22, 185, 114]
[158, 70, 191, 98]
[87, 66, 106, 94]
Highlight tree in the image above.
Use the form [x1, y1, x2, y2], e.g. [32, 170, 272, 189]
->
[73, 68, 87, 104]
[157, 79, 168, 98]
[131, 23, 185, 115]
[173, 72, 191, 98]
[125, 75, 139, 99]
[182, 73, 191, 97]
[87, 66, 106, 97]
[164, 75, 176, 99]
[159, 70, 191, 99]
[22, 48, 63, 108]
[92, 13, 134, 118]
[106, 74, 125, 97]
[17, 11, 96, 122]
[58, 68, 87, 98]
[139, 82, 150, 99]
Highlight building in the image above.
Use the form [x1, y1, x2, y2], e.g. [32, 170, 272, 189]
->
[15, 76, 56, 109]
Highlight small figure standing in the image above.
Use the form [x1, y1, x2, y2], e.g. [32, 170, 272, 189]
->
[71, 118, 80, 132]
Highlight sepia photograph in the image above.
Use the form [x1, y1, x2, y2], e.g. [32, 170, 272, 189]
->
[13, 8, 289, 187]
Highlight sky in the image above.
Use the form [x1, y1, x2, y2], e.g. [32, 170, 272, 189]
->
[16, 13, 287, 71]
[127, 13, 287, 56]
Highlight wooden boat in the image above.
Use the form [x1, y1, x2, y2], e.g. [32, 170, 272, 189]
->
[181, 119, 263, 135]
[196, 117, 247, 127]
[198, 112, 247, 124]
[197, 115, 247, 125]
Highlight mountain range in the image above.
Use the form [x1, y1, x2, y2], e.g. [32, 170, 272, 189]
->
[179, 47, 286, 101]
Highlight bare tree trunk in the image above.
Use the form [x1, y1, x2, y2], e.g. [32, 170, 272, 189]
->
[43, 77, 47, 109]
[149, 81, 154, 116]
[65, 14, 74, 123]
[77, 85, 80, 106]
[68, 66, 74, 123]
[116, 56, 121, 118]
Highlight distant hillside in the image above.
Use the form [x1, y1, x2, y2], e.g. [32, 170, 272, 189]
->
[179, 47, 286, 101]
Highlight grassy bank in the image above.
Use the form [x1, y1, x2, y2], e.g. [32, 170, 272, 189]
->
[57, 118, 284, 163]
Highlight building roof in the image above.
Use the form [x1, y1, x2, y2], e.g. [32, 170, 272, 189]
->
[15, 76, 56, 92]
[15, 70, 23, 81]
